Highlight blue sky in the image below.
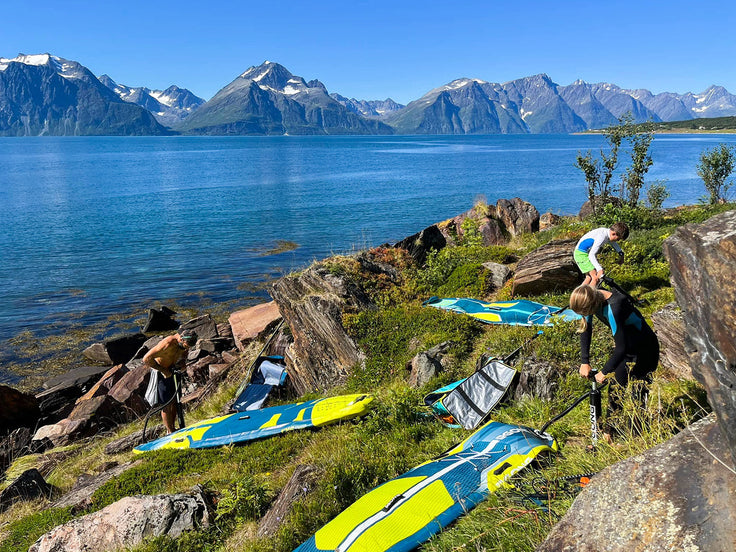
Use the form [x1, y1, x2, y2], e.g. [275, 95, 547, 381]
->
[4, 0, 735, 104]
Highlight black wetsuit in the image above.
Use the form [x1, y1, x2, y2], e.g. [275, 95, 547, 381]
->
[580, 287, 660, 387]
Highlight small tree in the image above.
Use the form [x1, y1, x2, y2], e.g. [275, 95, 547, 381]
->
[575, 113, 654, 215]
[622, 122, 654, 206]
[697, 143, 735, 204]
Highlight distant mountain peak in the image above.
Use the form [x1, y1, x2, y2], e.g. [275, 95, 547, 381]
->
[0, 52, 86, 80]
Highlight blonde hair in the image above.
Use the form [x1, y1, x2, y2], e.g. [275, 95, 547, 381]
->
[570, 285, 605, 332]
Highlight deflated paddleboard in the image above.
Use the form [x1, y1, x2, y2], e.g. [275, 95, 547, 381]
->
[134, 394, 374, 453]
[423, 296, 581, 326]
[294, 421, 557, 552]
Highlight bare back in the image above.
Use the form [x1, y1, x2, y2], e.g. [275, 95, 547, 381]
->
[143, 335, 187, 377]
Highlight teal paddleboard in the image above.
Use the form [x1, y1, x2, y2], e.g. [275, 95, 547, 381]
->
[294, 421, 557, 552]
[134, 394, 374, 452]
[424, 296, 580, 326]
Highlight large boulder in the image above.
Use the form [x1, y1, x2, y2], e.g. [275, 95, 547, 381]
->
[107, 362, 151, 419]
[36, 365, 113, 423]
[512, 238, 580, 296]
[394, 224, 447, 265]
[537, 414, 736, 552]
[82, 333, 147, 365]
[437, 203, 507, 247]
[270, 263, 373, 394]
[496, 197, 539, 236]
[651, 303, 693, 380]
[142, 306, 179, 332]
[663, 209, 736, 463]
[0, 385, 40, 435]
[229, 301, 282, 352]
[30, 489, 212, 552]
[407, 341, 453, 388]
[34, 395, 124, 446]
[75, 364, 129, 404]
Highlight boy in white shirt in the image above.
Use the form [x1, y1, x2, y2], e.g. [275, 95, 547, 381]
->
[573, 222, 629, 286]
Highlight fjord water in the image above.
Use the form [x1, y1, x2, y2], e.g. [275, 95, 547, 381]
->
[1, 134, 734, 382]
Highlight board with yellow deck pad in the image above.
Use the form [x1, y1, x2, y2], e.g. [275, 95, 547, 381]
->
[293, 421, 557, 552]
[133, 394, 373, 453]
[423, 296, 581, 326]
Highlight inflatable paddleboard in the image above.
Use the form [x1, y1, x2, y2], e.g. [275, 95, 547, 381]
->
[134, 394, 374, 453]
[294, 421, 557, 552]
[424, 296, 581, 326]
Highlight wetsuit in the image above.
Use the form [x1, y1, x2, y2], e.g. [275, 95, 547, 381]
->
[579, 287, 659, 387]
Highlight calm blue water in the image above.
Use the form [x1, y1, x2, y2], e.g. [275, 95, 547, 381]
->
[1, 133, 735, 381]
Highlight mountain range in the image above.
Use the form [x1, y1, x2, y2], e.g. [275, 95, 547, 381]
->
[2, 53, 736, 136]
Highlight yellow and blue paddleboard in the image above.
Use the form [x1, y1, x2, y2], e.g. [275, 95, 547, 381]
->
[134, 394, 373, 453]
[423, 296, 581, 326]
[294, 421, 557, 552]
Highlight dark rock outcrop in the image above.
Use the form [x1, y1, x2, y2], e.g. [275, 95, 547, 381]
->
[512, 238, 580, 296]
[82, 333, 147, 365]
[663, 210, 736, 463]
[537, 414, 736, 552]
[0, 468, 53, 513]
[394, 225, 447, 265]
[36, 365, 113, 422]
[142, 306, 179, 332]
[0, 384, 40, 434]
[270, 264, 373, 394]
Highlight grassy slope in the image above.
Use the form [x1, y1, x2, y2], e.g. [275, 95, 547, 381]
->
[2, 203, 733, 552]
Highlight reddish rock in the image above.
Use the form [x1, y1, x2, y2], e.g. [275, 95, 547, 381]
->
[75, 365, 129, 405]
[108, 363, 151, 418]
[228, 301, 282, 351]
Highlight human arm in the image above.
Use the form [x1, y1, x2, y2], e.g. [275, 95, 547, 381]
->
[579, 315, 594, 377]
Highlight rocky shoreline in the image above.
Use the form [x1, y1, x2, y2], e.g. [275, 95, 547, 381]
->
[1, 198, 735, 551]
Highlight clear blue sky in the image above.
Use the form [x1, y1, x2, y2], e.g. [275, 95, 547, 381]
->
[4, 0, 734, 104]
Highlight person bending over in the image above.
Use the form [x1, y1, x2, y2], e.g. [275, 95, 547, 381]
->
[143, 330, 197, 433]
[569, 284, 659, 439]
[573, 222, 629, 287]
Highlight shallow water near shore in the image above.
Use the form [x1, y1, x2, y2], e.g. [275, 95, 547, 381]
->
[2, 133, 735, 385]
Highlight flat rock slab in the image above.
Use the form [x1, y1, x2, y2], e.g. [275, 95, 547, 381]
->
[229, 301, 282, 351]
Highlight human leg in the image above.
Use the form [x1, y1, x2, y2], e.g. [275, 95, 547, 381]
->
[157, 374, 177, 434]
[162, 402, 177, 434]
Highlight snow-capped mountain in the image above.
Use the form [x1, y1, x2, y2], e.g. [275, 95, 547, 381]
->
[382, 74, 736, 135]
[329, 93, 404, 118]
[98, 75, 204, 127]
[0, 53, 169, 136]
[1, 54, 735, 136]
[175, 61, 393, 135]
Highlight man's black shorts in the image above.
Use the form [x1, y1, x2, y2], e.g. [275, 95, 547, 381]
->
[157, 374, 176, 404]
